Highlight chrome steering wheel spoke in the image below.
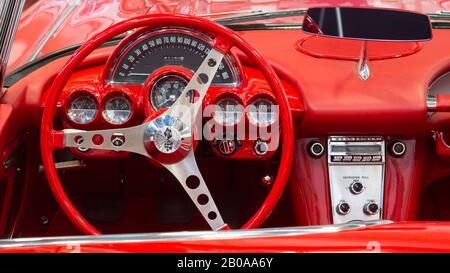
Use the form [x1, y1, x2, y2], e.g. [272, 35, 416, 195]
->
[166, 48, 225, 128]
[62, 124, 149, 156]
[163, 150, 226, 231]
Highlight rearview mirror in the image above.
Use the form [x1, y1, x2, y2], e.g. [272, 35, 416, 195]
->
[302, 7, 432, 41]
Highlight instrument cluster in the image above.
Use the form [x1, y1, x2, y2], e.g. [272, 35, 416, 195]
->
[57, 27, 286, 160]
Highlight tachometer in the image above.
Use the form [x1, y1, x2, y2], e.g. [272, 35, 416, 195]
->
[67, 95, 98, 124]
[109, 29, 239, 86]
[102, 95, 132, 124]
[150, 75, 191, 110]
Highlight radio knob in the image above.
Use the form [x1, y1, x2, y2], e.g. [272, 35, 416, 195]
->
[336, 201, 351, 215]
[350, 181, 364, 195]
[364, 202, 379, 215]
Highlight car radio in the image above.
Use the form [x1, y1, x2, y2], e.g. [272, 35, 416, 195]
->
[327, 136, 385, 224]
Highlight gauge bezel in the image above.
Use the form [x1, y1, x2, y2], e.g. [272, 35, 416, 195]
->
[101, 92, 133, 125]
[66, 91, 99, 125]
[247, 96, 278, 127]
[213, 95, 245, 126]
[102, 27, 241, 87]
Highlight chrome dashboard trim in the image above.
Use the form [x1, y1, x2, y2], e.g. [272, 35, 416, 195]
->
[427, 95, 437, 111]
[328, 136, 385, 224]
[0, 220, 392, 249]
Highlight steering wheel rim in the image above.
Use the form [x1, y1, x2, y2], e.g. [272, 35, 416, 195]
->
[41, 14, 294, 235]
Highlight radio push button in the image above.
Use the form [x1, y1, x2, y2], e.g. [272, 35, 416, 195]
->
[371, 155, 382, 162]
[332, 156, 343, 162]
[362, 156, 372, 162]
[343, 156, 353, 162]
[352, 156, 362, 162]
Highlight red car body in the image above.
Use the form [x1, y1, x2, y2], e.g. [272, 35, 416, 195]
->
[1, 0, 450, 253]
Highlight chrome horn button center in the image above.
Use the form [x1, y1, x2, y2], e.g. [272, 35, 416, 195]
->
[144, 115, 192, 164]
[154, 126, 182, 154]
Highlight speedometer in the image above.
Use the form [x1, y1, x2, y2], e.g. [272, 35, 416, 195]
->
[108, 29, 239, 86]
[67, 95, 98, 124]
[102, 96, 132, 124]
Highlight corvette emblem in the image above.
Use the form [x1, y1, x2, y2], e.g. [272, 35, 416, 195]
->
[154, 126, 182, 154]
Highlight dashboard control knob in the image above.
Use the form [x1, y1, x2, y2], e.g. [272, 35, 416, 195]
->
[350, 181, 364, 195]
[218, 139, 237, 155]
[74, 135, 89, 152]
[261, 175, 273, 187]
[363, 202, 380, 215]
[390, 141, 406, 157]
[336, 201, 351, 215]
[309, 141, 324, 157]
[254, 140, 269, 156]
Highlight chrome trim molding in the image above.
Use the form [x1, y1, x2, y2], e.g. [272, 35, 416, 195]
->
[0, 0, 25, 92]
[427, 95, 437, 111]
[0, 220, 392, 249]
[29, 0, 81, 61]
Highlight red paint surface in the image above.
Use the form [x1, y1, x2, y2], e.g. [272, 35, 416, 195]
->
[0, 0, 450, 253]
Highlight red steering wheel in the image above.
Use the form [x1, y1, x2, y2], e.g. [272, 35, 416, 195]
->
[41, 14, 294, 235]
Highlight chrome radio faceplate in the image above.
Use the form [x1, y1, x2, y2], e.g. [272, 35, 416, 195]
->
[328, 136, 385, 224]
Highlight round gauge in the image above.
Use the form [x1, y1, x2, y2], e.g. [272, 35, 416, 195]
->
[150, 75, 191, 110]
[102, 96, 132, 124]
[67, 95, 98, 124]
[247, 98, 277, 126]
[214, 97, 244, 126]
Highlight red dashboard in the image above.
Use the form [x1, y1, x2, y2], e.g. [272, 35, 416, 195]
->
[2, 1, 450, 253]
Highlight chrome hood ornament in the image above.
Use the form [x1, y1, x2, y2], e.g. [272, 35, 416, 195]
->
[357, 41, 370, 81]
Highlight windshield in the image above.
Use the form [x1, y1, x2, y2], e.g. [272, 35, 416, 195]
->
[7, 0, 450, 73]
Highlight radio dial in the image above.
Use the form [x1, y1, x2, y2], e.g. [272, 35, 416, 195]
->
[350, 181, 364, 194]
[364, 202, 380, 215]
[336, 201, 351, 215]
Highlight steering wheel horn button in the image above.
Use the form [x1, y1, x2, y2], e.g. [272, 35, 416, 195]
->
[155, 127, 182, 154]
[144, 115, 192, 164]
